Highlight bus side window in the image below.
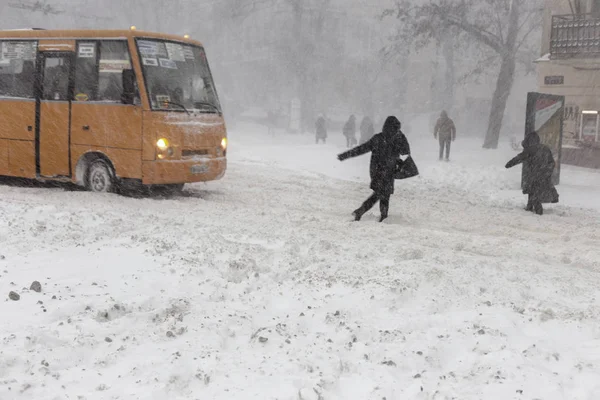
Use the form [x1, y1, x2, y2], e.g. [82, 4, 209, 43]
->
[98, 41, 136, 103]
[74, 42, 98, 101]
[74, 40, 138, 104]
[42, 59, 70, 101]
[0, 40, 37, 99]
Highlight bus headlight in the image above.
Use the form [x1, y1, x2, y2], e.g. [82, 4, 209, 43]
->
[221, 137, 228, 150]
[157, 138, 170, 151]
[156, 138, 173, 159]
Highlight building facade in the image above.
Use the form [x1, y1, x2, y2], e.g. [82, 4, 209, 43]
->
[537, 0, 600, 168]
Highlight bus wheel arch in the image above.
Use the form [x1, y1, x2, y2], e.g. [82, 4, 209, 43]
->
[75, 152, 117, 192]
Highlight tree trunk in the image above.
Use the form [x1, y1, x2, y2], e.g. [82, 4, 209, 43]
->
[442, 31, 456, 112]
[482, 0, 520, 149]
[482, 55, 517, 149]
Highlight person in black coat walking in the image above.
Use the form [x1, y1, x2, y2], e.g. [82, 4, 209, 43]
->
[505, 131, 559, 215]
[343, 115, 357, 148]
[434, 110, 456, 161]
[338, 116, 411, 222]
[315, 114, 327, 144]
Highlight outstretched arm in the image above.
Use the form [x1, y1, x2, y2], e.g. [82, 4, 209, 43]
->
[505, 152, 526, 169]
[338, 139, 373, 161]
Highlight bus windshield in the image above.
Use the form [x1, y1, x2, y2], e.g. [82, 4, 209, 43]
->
[137, 39, 221, 113]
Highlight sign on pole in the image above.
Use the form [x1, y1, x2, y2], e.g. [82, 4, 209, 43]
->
[524, 92, 564, 185]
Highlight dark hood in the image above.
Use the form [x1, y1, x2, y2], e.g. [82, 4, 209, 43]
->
[522, 131, 541, 148]
[382, 116, 401, 137]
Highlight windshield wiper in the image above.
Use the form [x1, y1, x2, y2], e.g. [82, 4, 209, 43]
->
[193, 101, 221, 114]
[162, 101, 190, 115]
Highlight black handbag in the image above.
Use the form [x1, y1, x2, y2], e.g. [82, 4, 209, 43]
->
[395, 156, 419, 180]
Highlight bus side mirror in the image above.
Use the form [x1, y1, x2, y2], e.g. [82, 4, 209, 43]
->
[122, 69, 135, 105]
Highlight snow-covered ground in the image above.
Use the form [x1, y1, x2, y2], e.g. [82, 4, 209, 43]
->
[1, 123, 600, 400]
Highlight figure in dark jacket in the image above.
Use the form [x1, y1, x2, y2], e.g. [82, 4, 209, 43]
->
[434, 110, 456, 161]
[315, 114, 327, 144]
[359, 116, 375, 144]
[338, 116, 411, 222]
[505, 131, 559, 215]
[343, 115, 357, 148]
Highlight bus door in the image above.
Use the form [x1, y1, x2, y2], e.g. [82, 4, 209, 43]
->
[36, 51, 74, 178]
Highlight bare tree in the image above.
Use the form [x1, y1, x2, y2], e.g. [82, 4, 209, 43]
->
[385, 0, 543, 149]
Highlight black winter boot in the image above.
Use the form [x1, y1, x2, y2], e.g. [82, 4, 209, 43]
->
[534, 201, 543, 215]
[525, 196, 534, 212]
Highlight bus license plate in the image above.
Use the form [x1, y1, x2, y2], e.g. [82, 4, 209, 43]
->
[191, 164, 208, 174]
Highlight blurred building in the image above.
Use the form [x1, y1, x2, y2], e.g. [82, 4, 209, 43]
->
[537, 0, 600, 168]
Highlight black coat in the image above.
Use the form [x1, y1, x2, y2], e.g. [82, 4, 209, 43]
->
[343, 117, 356, 138]
[506, 132, 558, 203]
[339, 117, 410, 196]
[315, 117, 327, 138]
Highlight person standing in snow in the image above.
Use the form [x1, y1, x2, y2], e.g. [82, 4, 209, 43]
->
[359, 116, 375, 144]
[337, 116, 411, 222]
[315, 114, 327, 144]
[505, 131, 559, 215]
[434, 110, 456, 161]
[343, 115, 357, 148]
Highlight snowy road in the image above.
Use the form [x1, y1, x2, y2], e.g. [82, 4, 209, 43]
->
[1, 124, 600, 399]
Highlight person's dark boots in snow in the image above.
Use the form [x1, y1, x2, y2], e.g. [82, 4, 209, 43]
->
[379, 195, 390, 222]
[525, 196, 534, 212]
[352, 210, 362, 221]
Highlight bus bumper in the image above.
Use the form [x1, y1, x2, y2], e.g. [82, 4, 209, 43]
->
[141, 157, 226, 185]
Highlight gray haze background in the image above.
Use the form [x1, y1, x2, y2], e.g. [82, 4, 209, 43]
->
[1, 0, 540, 140]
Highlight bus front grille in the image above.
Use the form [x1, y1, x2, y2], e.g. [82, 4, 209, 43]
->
[182, 149, 210, 158]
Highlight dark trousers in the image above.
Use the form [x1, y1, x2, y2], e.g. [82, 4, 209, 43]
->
[526, 194, 543, 215]
[356, 192, 390, 220]
[439, 137, 451, 160]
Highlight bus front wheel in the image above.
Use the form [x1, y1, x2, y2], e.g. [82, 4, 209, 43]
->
[86, 160, 114, 193]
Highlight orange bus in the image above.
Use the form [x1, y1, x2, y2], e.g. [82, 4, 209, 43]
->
[0, 29, 227, 193]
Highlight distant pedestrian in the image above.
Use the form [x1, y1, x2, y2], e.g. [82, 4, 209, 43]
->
[434, 110, 456, 161]
[315, 114, 327, 144]
[343, 115, 357, 148]
[337, 116, 411, 222]
[505, 131, 559, 215]
[359, 116, 375, 144]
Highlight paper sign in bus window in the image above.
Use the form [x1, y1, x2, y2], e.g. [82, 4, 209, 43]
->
[156, 95, 171, 104]
[78, 43, 95, 58]
[143, 57, 158, 66]
[159, 58, 177, 69]
[1, 41, 37, 61]
[138, 41, 158, 56]
[99, 60, 131, 73]
[166, 43, 185, 62]
[183, 47, 195, 60]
